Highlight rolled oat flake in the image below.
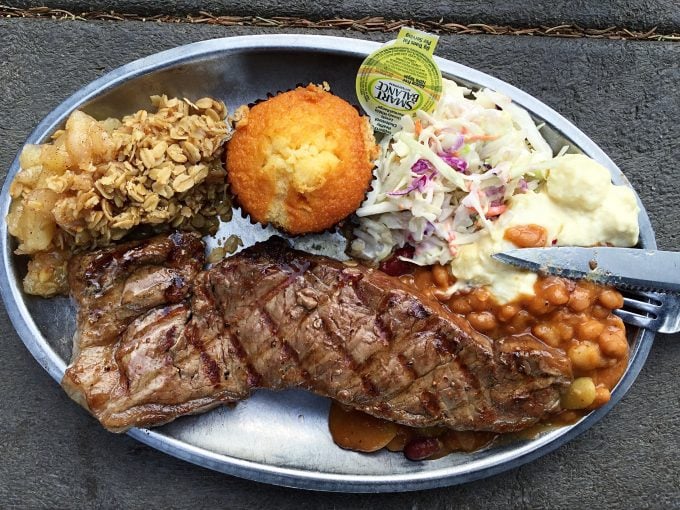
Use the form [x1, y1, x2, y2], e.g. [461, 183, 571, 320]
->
[356, 28, 443, 134]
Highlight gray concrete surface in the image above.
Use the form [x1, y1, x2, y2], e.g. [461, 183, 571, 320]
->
[1, 18, 679, 509]
[4, 0, 680, 32]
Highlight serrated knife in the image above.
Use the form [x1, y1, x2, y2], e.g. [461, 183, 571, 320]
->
[492, 247, 680, 293]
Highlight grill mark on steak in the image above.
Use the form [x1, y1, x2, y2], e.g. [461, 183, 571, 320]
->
[184, 321, 201, 349]
[227, 326, 262, 389]
[420, 390, 442, 418]
[447, 344, 479, 391]
[62, 233, 573, 433]
[287, 267, 370, 395]
[83, 250, 120, 289]
[397, 354, 418, 380]
[317, 306, 357, 370]
[279, 341, 298, 365]
[68, 233, 204, 352]
[162, 326, 177, 352]
[255, 304, 306, 387]
[83, 230, 203, 294]
[427, 328, 484, 399]
[113, 302, 190, 391]
[207, 278, 247, 366]
[164, 276, 187, 303]
[200, 352, 221, 386]
[332, 288, 398, 400]
[361, 375, 380, 397]
[354, 280, 392, 344]
[206, 259, 306, 390]
[168, 231, 197, 263]
[356, 287, 392, 349]
[298, 315, 357, 393]
[363, 303, 456, 403]
[436, 358, 475, 417]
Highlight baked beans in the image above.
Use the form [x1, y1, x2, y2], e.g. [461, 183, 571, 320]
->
[504, 224, 548, 248]
[330, 260, 629, 459]
[441, 271, 627, 418]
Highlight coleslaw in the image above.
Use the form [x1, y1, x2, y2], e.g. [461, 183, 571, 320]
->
[351, 78, 560, 267]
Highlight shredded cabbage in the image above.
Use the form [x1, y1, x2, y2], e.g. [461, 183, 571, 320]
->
[351, 79, 555, 266]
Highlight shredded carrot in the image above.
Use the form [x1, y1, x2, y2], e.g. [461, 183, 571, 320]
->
[414, 119, 422, 137]
[465, 133, 498, 142]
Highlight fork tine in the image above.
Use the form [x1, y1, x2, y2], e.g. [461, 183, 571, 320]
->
[622, 297, 660, 315]
[621, 289, 665, 303]
[615, 291, 680, 333]
[614, 308, 656, 329]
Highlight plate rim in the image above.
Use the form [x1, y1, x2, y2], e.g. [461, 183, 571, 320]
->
[0, 33, 657, 492]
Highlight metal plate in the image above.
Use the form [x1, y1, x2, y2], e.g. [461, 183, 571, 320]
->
[0, 35, 657, 492]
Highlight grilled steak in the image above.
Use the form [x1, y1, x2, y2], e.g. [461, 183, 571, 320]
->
[63, 232, 572, 433]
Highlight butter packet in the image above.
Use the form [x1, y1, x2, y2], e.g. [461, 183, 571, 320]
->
[356, 28, 443, 134]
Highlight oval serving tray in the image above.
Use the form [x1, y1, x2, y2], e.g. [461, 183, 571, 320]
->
[0, 35, 656, 492]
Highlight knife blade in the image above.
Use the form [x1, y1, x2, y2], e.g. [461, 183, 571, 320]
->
[492, 247, 680, 293]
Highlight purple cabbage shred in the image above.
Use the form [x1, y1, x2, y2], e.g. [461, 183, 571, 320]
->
[438, 153, 469, 174]
[388, 174, 431, 196]
[411, 159, 435, 175]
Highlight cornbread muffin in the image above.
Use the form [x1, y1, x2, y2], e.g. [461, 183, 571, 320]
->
[226, 84, 379, 235]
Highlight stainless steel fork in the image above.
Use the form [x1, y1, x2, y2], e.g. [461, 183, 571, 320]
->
[615, 290, 680, 334]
